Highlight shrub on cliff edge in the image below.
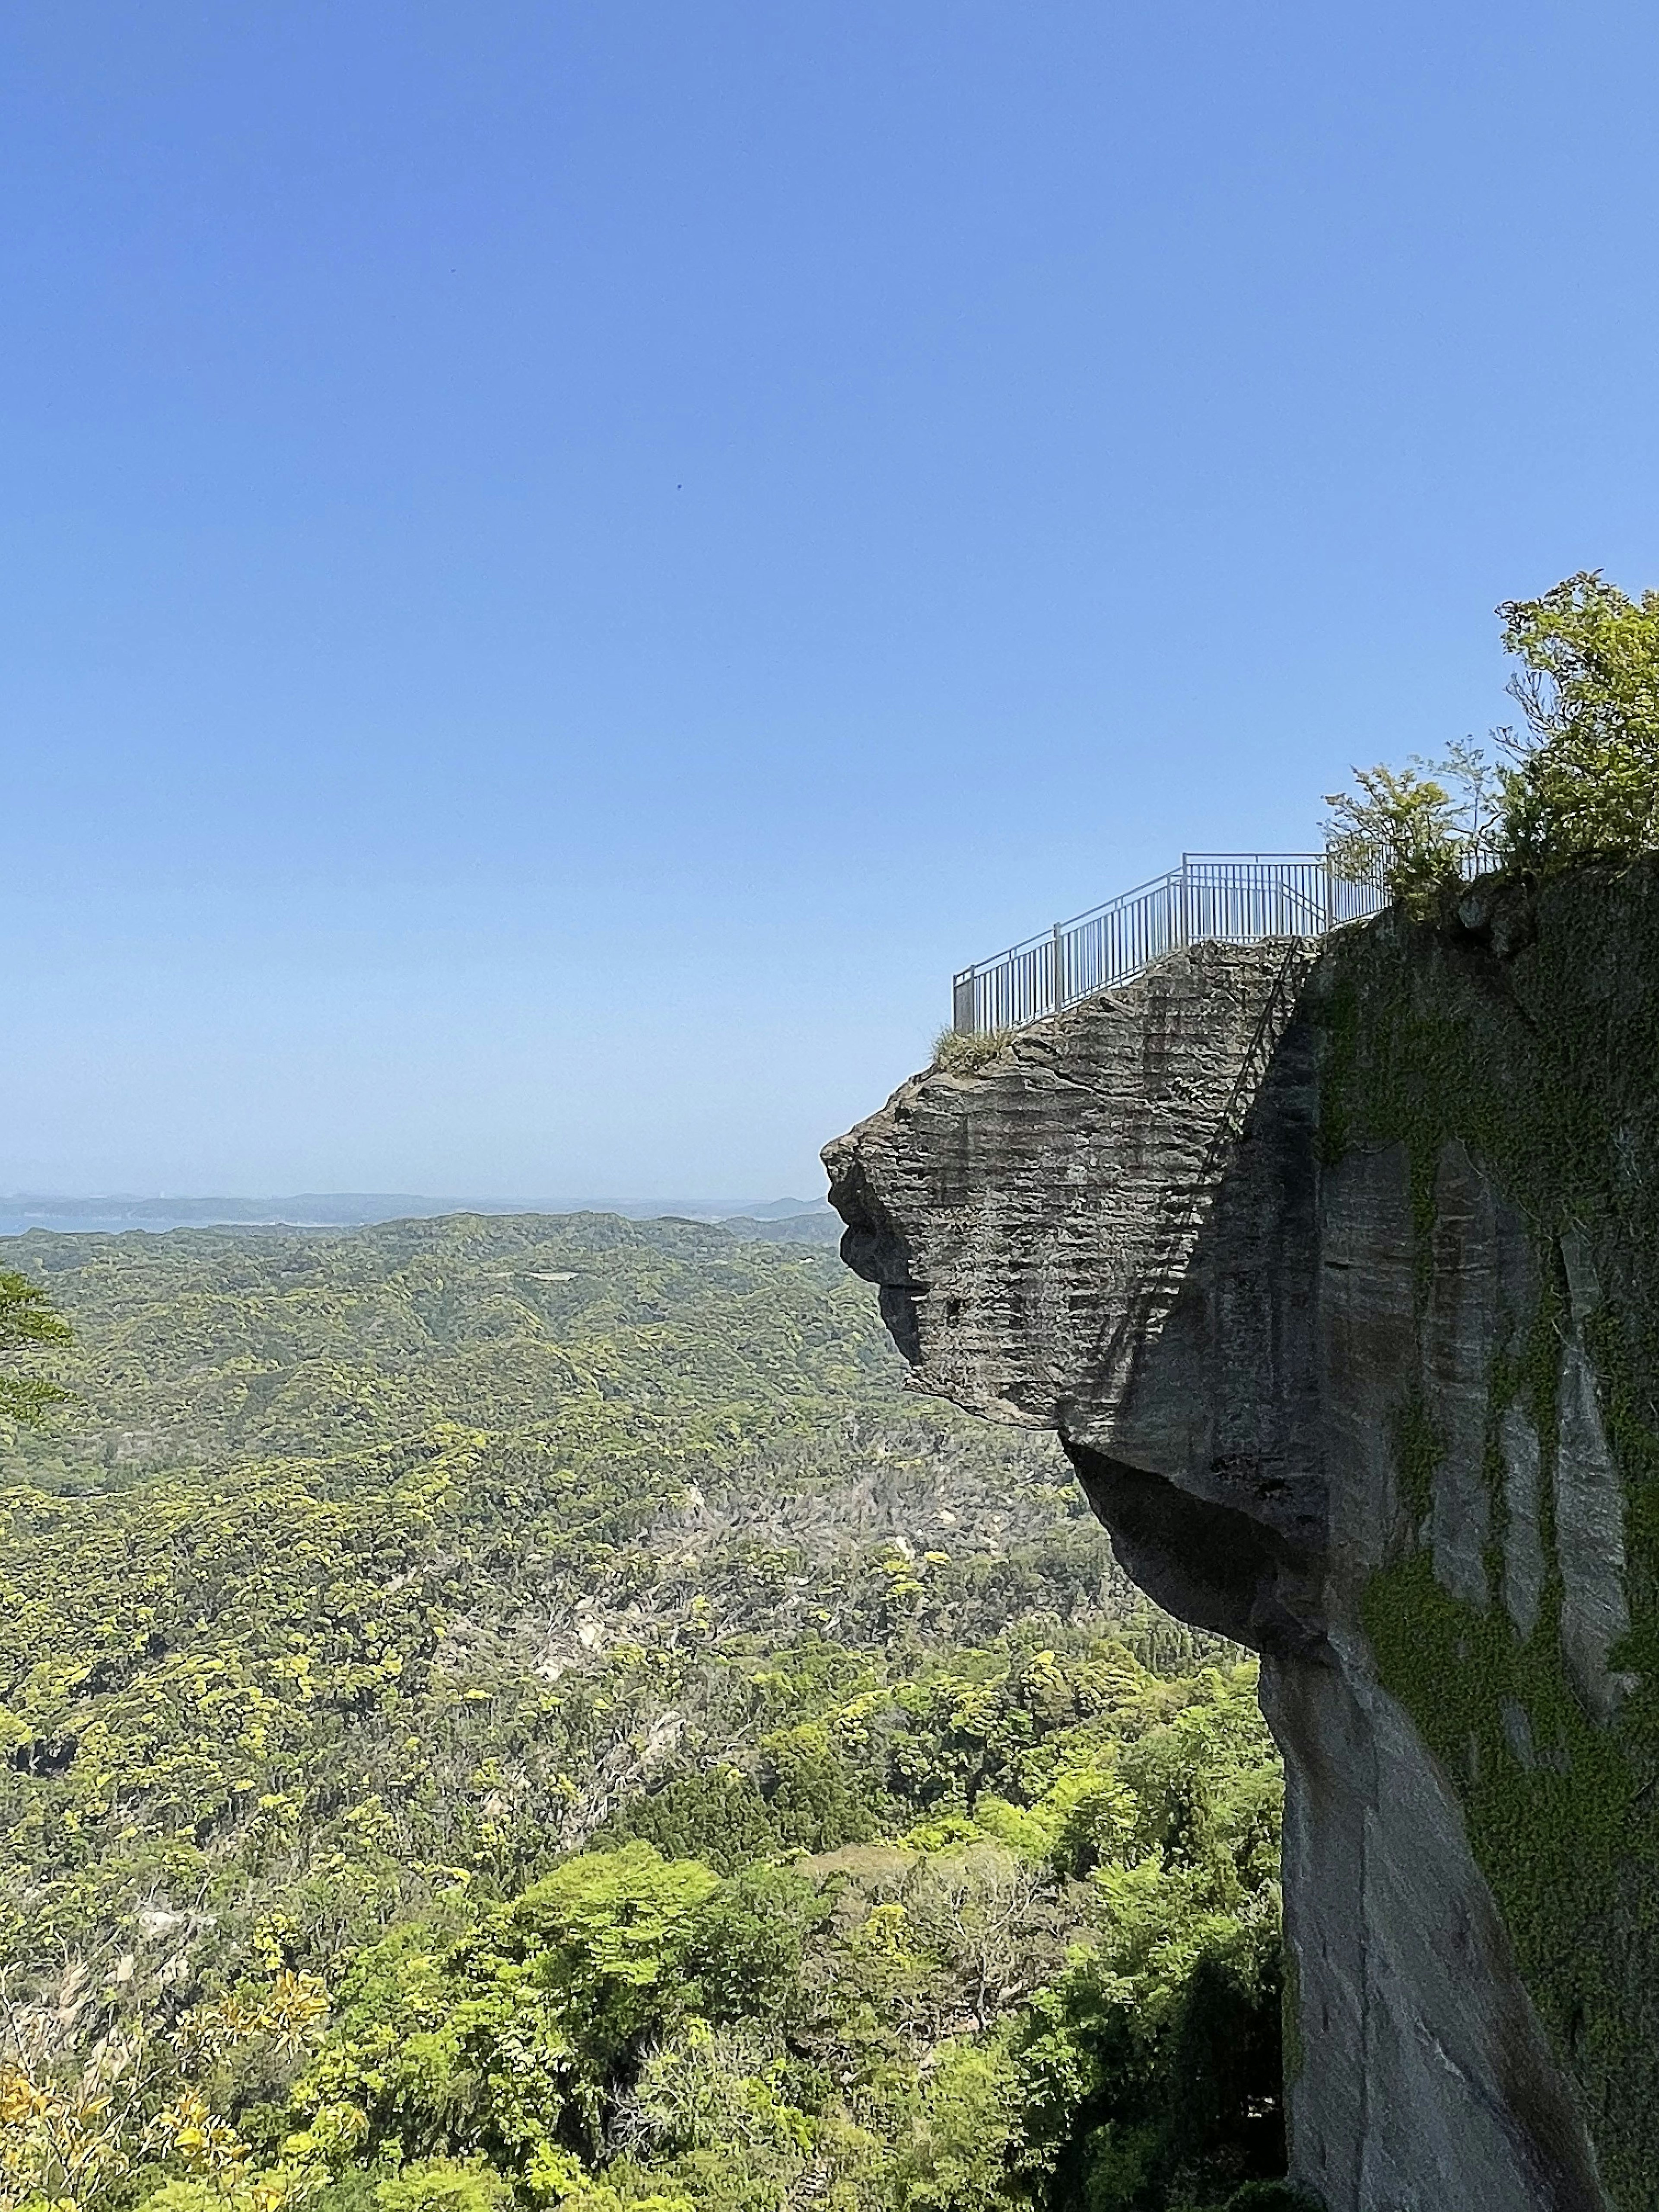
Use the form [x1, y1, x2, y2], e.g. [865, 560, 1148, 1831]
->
[1327, 570, 1659, 902]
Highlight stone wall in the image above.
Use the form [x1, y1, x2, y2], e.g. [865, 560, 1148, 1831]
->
[823, 864, 1659, 2210]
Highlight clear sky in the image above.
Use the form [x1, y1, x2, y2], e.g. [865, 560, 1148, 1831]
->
[5, 2, 1659, 1201]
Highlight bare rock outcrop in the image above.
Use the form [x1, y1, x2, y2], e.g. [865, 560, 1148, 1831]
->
[823, 865, 1659, 2211]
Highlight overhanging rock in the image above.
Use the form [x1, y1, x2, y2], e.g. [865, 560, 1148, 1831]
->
[825, 870, 1659, 2211]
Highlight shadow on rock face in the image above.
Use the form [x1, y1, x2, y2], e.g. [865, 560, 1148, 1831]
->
[821, 944, 1335, 1660]
[1065, 1440, 1328, 1662]
[822, 909, 1637, 2212]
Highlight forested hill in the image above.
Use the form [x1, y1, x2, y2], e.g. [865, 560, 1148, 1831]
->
[0, 1214, 1295, 2212]
[1, 1211, 882, 1483]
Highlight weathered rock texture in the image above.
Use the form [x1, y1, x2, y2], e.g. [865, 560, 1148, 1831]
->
[823, 866, 1659, 2212]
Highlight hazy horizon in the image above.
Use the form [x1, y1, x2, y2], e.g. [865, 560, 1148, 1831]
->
[0, 1189, 833, 1219]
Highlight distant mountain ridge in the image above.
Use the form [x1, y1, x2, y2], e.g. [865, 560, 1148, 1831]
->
[0, 1191, 834, 1236]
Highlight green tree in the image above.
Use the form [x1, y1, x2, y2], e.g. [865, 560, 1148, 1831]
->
[1011, 1915, 1284, 2212]
[1327, 572, 1659, 894]
[0, 1268, 71, 1425]
[890, 2040, 1019, 2212]
[601, 1773, 781, 1876]
[1496, 570, 1659, 862]
[1008, 1673, 1285, 2212]
[614, 2018, 810, 2162]
[501, 1844, 721, 2072]
[373, 2158, 511, 2212]
[1324, 740, 1498, 908]
[681, 1865, 829, 2024]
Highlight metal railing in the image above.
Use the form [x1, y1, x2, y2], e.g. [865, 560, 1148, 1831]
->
[951, 852, 1387, 1035]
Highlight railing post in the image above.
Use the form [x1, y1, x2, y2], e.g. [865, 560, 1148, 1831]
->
[951, 851, 1363, 1039]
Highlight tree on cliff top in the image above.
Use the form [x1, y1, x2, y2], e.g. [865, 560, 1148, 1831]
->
[1497, 570, 1659, 863]
[1323, 742, 1497, 905]
[1327, 571, 1659, 898]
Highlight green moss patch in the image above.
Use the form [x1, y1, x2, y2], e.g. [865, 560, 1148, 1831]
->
[1316, 863, 1659, 2205]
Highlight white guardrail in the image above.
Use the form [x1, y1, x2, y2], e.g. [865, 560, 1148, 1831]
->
[950, 852, 1388, 1036]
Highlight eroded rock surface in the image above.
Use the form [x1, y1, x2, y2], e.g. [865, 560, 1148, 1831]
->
[825, 868, 1659, 2211]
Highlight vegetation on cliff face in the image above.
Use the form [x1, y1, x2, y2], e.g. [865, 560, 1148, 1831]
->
[0, 1216, 1292, 2212]
[928, 1030, 1016, 1078]
[1315, 864, 1659, 2209]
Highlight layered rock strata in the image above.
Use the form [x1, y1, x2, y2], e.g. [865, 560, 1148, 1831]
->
[823, 867, 1659, 2212]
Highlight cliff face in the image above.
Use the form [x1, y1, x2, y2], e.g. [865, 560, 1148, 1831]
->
[823, 867, 1659, 2212]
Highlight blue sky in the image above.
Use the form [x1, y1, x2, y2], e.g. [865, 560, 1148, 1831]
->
[4, 1, 1659, 1200]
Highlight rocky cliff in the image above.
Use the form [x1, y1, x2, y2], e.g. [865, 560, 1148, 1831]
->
[823, 864, 1659, 2212]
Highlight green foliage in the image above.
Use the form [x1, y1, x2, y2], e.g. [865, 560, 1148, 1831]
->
[502, 1846, 721, 2073]
[1323, 755, 1481, 907]
[2, 1969, 329, 2212]
[930, 1030, 1015, 1076]
[0, 1267, 72, 1427]
[600, 1772, 782, 1875]
[1498, 570, 1659, 863]
[270, 1663, 1282, 2212]
[889, 2041, 1019, 2212]
[1007, 1675, 1285, 2212]
[1326, 570, 1659, 897]
[137, 2186, 232, 2212]
[680, 1865, 829, 2023]
[0, 1214, 1296, 2212]
[1325, 731, 1507, 909]
[374, 2162, 512, 2212]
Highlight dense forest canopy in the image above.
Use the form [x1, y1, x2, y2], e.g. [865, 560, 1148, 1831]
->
[0, 1216, 1299, 2212]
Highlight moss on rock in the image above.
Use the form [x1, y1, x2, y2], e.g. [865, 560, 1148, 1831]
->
[1316, 861, 1659, 2206]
